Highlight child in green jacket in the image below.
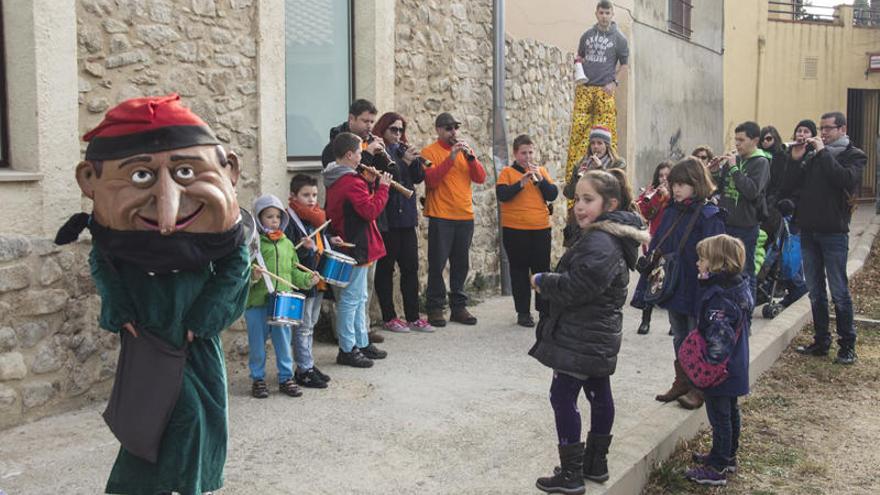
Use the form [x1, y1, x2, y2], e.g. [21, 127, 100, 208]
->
[246, 194, 318, 398]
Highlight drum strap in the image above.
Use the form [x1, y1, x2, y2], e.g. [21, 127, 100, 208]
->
[253, 249, 275, 293]
[288, 207, 330, 255]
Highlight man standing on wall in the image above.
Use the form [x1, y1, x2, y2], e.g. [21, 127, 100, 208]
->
[421, 112, 487, 328]
[564, 0, 629, 200]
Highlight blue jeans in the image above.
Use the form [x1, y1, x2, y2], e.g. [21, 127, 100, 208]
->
[668, 310, 696, 355]
[245, 306, 294, 382]
[335, 265, 370, 352]
[800, 231, 855, 348]
[727, 224, 759, 298]
[704, 395, 741, 469]
[293, 293, 323, 371]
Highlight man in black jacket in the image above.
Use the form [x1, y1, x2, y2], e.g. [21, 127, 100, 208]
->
[785, 111, 866, 365]
[320, 99, 391, 171]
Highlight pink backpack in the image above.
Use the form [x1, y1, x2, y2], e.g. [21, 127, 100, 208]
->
[677, 322, 743, 389]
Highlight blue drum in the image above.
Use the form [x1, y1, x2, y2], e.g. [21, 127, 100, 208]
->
[267, 291, 305, 326]
[318, 251, 356, 288]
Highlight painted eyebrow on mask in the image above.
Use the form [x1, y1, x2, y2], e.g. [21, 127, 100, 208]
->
[118, 156, 152, 168]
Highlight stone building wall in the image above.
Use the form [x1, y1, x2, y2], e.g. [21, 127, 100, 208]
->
[394, 0, 573, 295]
[0, 236, 114, 430]
[76, 0, 261, 201]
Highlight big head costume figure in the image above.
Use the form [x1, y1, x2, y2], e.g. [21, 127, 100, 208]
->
[58, 94, 251, 494]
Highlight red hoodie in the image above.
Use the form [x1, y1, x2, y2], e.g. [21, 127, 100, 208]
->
[324, 167, 389, 265]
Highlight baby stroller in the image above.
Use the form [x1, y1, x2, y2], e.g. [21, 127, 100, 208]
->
[755, 205, 807, 319]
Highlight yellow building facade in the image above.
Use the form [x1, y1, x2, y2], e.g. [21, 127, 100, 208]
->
[724, 2, 880, 197]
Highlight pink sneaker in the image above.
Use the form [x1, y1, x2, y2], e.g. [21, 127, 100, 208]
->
[407, 318, 435, 333]
[382, 317, 410, 333]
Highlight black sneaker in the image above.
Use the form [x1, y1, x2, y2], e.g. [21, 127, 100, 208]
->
[359, 344, 387, 360]
[312, 366, 331, 383]
[337, 348, 374, 368]
[796, 341, 830, 356]
[834, 347, 857, 365]
[692, 452, 737, 473]
[517, 313, 536, 328]
[295, 368, 328, 389]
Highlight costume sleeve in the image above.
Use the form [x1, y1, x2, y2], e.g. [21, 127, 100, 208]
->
[184, 243, 251, 339]
[89, 248, 138, 333]
[815, 148, 866, 191]
[537, 232, 620, 307]
[701, 295, 741, 365]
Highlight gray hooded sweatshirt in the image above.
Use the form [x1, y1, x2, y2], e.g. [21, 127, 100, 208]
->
[577, 21, 629, 87]
[252, 194, 290, 234]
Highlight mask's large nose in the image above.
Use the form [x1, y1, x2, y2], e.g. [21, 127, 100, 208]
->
[156, 167, 182, 235]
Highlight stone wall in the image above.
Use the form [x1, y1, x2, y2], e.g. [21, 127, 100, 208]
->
[76, 0, 261, 202]
[0, 236, 113, 430]
[394, 0, 574, 296]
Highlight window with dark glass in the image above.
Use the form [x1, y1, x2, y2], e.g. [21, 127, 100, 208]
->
[668, 0, 693, 38]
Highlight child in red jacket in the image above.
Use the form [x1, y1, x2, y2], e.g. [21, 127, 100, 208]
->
[323, 132, 392, 368]
[634, 160, 672, 335]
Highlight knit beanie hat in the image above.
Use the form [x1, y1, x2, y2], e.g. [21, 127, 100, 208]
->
[589, 125, 613, 144]
[794, 119, 817, 138]
[83, 94, 220, 160]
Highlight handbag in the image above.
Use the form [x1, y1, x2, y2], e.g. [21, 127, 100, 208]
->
[678, 320, 744, 389]
[643, 206, 702, 305]
[102, 329, 187, 463]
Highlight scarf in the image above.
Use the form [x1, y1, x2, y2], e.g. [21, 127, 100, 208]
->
[825, 135, 850, 158]
[81, 216, 244, 274]
[266, 230, 284, 241]
[288, 198, 326, 227]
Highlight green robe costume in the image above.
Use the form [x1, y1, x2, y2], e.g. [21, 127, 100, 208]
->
[91, 243, 250, 495]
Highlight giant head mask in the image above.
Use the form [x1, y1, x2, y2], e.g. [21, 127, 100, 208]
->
[76, 94, 240, 235]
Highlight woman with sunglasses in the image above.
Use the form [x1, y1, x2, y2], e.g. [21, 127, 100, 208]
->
[692, 145, 720, 185]
[759, 126, 787, 208]
[371, 112, 435, 333]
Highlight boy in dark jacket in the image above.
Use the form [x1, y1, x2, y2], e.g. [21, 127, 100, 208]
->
[323, 132, 391, 368]
[684, 234, 754, 486]
[714, 121, 770, 297]
[784, 112, 867, 365]
[530, 170, 648, 494]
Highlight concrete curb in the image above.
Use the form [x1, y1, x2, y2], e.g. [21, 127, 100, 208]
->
[595, 215, 880, 495]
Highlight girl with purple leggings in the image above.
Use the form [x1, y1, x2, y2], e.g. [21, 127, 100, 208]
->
[529, 169, 648, 494]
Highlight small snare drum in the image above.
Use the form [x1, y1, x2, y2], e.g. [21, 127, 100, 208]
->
[318, 251, 356, 288]
[267, 291, 305, 326]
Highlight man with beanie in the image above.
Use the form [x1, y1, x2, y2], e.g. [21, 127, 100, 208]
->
[785, 112, 866, 365]
[57, 94, 250, 494]
[715, 121, 771, 297]
[563, 0, 629, 204]
[421, 112, 487, 327]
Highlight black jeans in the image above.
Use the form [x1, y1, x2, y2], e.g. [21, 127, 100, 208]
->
[375, 227, 420, 322]
[426, 218, 474, 311]
[502, 227, 551, 315]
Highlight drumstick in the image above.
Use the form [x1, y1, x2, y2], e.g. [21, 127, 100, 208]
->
[293, 220, 332, 249]
[336, 241, 356, 248]
[295, 263, 324, 280]
[252, 264, 302, 290]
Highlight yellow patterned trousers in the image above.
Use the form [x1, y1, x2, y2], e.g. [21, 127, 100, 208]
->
[565, 84, 618, 206]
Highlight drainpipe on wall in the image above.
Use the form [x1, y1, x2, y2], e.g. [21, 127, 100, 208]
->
[492, 0, 512, 296]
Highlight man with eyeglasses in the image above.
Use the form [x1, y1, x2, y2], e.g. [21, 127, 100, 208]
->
[786, 111, 867, 365]
[320, 99, 391, 171]
[420, 112, 487, 327]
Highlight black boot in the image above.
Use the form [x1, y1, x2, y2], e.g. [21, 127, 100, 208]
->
[536, 442, 585, 494]
[583, 432, 612, 483]
[637, 306, 652, 335]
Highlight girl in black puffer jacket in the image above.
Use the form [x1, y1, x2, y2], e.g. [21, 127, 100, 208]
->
[530, 170, 649, 494]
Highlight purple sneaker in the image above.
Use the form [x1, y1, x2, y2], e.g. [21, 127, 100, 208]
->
[692, 452, 737, 473]
[685, 465, 727, 486]
[407, 318, 435, 333]
[382, 317, 410, 333]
